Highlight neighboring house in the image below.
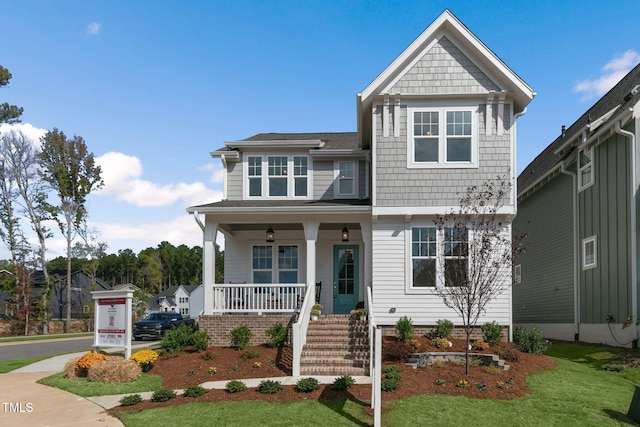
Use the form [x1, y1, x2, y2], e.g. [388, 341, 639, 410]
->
[36, 270, 111, 319]
[155, 285, 203, 318]
[513, 63, 640, 347]
[188, 10, 534, 374]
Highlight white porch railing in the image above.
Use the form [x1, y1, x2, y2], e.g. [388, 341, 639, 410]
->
[292, 282, 316, 377]
[367, 284, 381, 425]
[212, 283, 306, 314]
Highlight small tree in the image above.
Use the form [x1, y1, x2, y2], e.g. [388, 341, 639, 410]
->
[434, 176, 525, 374]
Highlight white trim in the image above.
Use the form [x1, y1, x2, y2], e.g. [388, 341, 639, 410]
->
[226, 139, 324, 149]
[514, 264, 521, 284]
[582, 235, 597, 269]
[406, 105, 480, 169]
[372, 205, 516, 216]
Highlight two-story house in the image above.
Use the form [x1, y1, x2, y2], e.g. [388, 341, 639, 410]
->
[155, 284, 203, 318]
[188, 10, 534, 376]
[513, 63, 640, 347]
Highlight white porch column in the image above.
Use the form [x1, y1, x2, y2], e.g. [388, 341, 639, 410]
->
[203, 217, 218, 315]
[303, 221, 320, 287]
[360, 221, 372, 294]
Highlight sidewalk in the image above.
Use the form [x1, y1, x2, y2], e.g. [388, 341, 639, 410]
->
[1, 347, 372, 426]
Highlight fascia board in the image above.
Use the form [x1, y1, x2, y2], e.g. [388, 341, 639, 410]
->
[224, 140, 325, 149]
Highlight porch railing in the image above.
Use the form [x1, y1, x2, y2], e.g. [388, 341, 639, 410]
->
[292, 282, 316, 377]
[212, 283, 306, 314]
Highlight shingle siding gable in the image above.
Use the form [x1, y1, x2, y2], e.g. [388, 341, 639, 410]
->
[390, 36, 500, 95]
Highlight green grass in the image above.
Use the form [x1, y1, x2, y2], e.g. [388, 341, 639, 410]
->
[0, 355, 54, 373]
[37, 372, 163, 397]
[0, 332, 92, 343]
[113, 400, 373, 427]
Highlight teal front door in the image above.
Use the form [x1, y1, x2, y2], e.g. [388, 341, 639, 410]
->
[333, 245, 359, 314]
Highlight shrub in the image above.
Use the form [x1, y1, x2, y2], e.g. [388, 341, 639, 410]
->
[332, 375, 355, 391]
[381, 378, 400, 392]
[162, 323, 201, 353]
[257, 380, 283, 394]
[162, 347, 182, 359]
[184, 385, 209, 398]
[312, 303, 323, 312]
[88, 358, 141, 382]
[296, 377, 320, 393]
[383, 341, 412, 361]
[266, 322, 289, 348]
[76, 351, 107, 376]
[384, 370, 403, 382]
[431, 337, 451, 349]
[119, 394, 142, 406]
[241, 348, 260, 360]
[229, 325, 253, 350]
[433, 319, 454, 339]
[602, 363, 625, 372]
[151, 388, 177, 402]
[395, 316, 414, 342]
[513, 326, 550, 354]
[191, 329, 210, 351]
[225, 380, 247, 393]
[406, 338, 420, 350]
[481, 321, 504, 346]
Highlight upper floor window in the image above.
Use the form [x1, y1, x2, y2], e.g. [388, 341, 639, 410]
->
[579, 148, 593, 190]
[408, 107, 478, 168]
[335, 161, 357, 198]
[245, 155, 309, 199]
[582, 235, 597, 269]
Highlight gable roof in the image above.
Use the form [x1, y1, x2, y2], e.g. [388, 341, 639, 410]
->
[358, 9, 535, 148]
[518, 62, 640, 197]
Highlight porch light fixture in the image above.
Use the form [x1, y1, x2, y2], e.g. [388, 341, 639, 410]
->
[341, 225, 349, 242]
[266, 225, 275, 243]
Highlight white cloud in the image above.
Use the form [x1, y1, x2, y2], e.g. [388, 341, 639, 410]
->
[574, 50, 640, 101]
[0, 123, 47, 146]
[87, 22, 102, 36]
[200, 162, 224, 184]
[95, 151, 223, 207]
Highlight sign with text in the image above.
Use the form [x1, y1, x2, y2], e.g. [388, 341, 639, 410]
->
[92, 288, 133, 359]
[96, 297, 127, 346]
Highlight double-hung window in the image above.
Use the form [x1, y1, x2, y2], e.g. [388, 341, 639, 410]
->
[409, 106, 477, 168]
[582, 236, 597, 269]
[245, 155, 309, 198]
[410, 226, 469, 289]
[579, 148, 593, 190]
[252, 245, 299, 285]
[335, 161, 357, 198]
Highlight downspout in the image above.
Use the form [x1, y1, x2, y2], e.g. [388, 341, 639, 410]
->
[615, 120, 638, 347]
[560, 161, 579, 341]
[192, 210, 205, 232]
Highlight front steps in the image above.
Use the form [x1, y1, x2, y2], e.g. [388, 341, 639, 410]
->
[300, 314, 370, 376]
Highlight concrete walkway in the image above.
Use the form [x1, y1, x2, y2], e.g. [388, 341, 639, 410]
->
[1, 348, 372, 427]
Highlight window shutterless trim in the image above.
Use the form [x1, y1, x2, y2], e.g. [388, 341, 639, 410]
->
[582, 235, 597, 269]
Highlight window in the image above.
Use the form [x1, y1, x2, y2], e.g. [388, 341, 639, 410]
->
[412, 227, 437, 287]
[335, 161, 357, 198]
[514, 264, 522, 284]
[252, 245, 273, 283]
[180, 307, 189, 315]
[579, 148, 593, 190]
[252, 244, 299, 284]
[248, 156, 262, 196]
[410, 226, 469, 289]
[408, 107, 477, 168]
[83, 305, 90, 313]
[583, 236, 597, 269]
[293, 157, 308, 197]
[245, 155, 309, 198]
[178, 297, 189, 304]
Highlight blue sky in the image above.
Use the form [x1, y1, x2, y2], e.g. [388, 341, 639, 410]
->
[1, 0, 639, 259]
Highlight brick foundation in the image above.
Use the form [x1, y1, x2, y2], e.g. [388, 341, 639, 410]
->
[379, 325, 509, 342]
[198, 314, 297, 347]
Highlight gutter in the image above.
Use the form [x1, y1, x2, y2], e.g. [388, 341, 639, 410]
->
[614, 119, 638, 346]
[559, 161, 579, 340]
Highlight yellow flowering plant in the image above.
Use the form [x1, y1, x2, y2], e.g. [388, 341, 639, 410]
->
[130, 349, 159, 371]
[208, 367, 217, 375]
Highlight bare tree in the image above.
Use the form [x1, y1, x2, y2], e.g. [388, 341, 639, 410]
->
[0, 130, 53, 333]
[434, 176, 525, 374]
[39, 129, 103, 332]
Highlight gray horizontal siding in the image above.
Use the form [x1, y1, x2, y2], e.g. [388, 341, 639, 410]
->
[227, 161, 243, 201]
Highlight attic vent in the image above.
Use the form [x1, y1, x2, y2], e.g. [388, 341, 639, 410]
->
[561, 125, 566, 137]
[624, 85, 639, 103]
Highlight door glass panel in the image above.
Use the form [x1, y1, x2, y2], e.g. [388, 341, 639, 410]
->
[338, 248, 355, 295]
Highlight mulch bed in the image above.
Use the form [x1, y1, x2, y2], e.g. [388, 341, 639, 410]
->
[111, 336, 557, 413]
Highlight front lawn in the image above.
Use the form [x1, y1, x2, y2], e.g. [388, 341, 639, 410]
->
[38, 372, 163, 397]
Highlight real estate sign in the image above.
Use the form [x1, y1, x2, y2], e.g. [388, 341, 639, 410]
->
[92, 289, 133, 359]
